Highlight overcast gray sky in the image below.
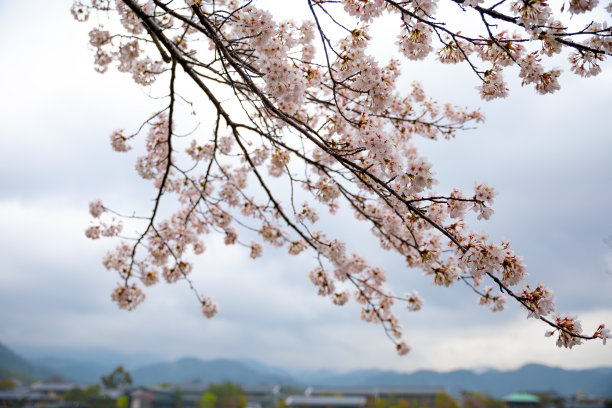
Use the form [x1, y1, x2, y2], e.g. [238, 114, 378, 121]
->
[0, 1, 611, 373]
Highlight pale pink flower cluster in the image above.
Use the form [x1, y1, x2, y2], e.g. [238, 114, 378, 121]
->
[139, 262, 159, 287]
[85, 221, 122, 239]
[300, 21, 317, 63]
[519, 284, 555, 318]
[478, 286, 506, 312]
[232, 6, 308, 114]
[141, 0, 155, 15]
[333, 29, 399, 113]
[102, 242, 133, 275]
[111, 284, 145, 311]
[473, 183, 497, 220]
[461, 237, 526, 286]
[539, 21, 564, 56]
[478, 69, 509, 101]
[569, 0, 599, 13]
[135, 113, 170, 180]
[405, 291, 424, 311]
[249, 147, 269, 167]
[411, 82, 426, 102]
[519, 52, 561, 94]
[545, 314, 583, 348]
[331, 290, 350, 306]
[296, 203, 319, 224]
[438, 40, 469, 64]
[463, 0, 485, 7]
[200, 297, 218, 318]
[313, 176, 341, 205]
[584, 23, 612, 54]
[85, 225, 101, 239]
[288, 240, 308, 256]
[77, 6, 163, 81]
[424, 261, 460, 287]
[115, 0, 143, 34]
[341, 0, 385, 23]
[412, 0, 439, 16]
[593, 324, 611, 345]
[259, 223, 286, 247]
[131, 57, 163, 86]
[476, 33, 523, 68]
[141, 208, 208, 276]
[443, 103, 482, 126]
[511, 0, 551, 28]
[250, 242, 263, 259]
[117, 41, 140, 71]
[396, 341, 410, 355]
[89, 27, 111, 47]
[473, 183, 495, 203]
[186, 140, 214, 161]
[93, 49, 113, 73]
[358, 125, 396, 164]
[569, 51, 605, 77]
[405, 157, 436, 194]
[89, 199, 105, 217]
[110, 129, 132, 152]
[448, 189, 471, 218]
[218, 136, 234, 154]
[268, 149, 290, 177]
[398, 22, 433, 61]
[162, 261, 192, 283]
[309, 266, 336, 296]
[71, 1, 90, 22]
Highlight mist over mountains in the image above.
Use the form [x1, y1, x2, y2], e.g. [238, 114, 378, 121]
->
[2, 341, 611, 397]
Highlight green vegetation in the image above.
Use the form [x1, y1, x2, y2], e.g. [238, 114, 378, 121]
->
[117, 395, 130, 408]
[201, 382, 245, 408]
[155, 382, 175, 388]
[274, 398, 288, 408]
[0, 366, 39, 385]
[200, 392, 218, 408]
[0, 378, 15, 391]
[367, 395, 430, 408]
[461, 391, 505, 408]
[62, 385, 117, 408]
[101, 365, 133, 389]
[63, 385, 101, 402]
[173, 387, 184, 408]
[0, 342, 51, 380]
[435, 392, 459, 408]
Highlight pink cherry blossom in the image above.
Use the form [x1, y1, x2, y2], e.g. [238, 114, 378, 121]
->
[519, 284, 555, 318]
[201, 297, 218, 318]
[76, 0, 609, 355]
[89, 199, 105, 217]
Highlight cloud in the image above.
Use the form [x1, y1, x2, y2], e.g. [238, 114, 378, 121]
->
[0, 0, 610, 373]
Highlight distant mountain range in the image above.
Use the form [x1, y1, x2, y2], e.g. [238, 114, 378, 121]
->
[0, 341, 53, 382]
[1, 341, 611, 397]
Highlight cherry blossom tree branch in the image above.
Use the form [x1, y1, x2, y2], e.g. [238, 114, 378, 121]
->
[78, 0, 611, 352]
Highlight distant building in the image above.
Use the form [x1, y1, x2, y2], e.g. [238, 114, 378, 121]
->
[285, 395, 367, 408]
[129, 382, 281, 408]
[303, 386, 445, 408]
[0, 387, 61, 408]
[31, 375, 81, 400]
[564, 391, 607, 408]
[503, 393, 540, 408]
[242, 384, 280, 408]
